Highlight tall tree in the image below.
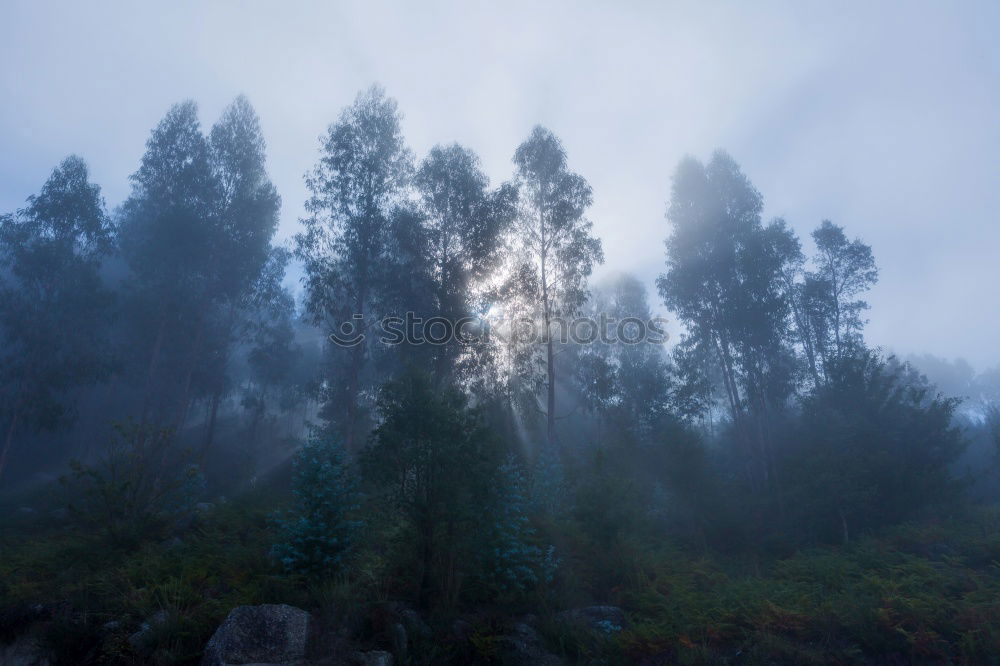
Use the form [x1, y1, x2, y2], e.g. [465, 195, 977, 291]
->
[119, 97, 281, 436]
[576, 274, 673, 446]
[657, 152, 797, 492]
[296, 85, 413, 449]
[414, 144, 515, 383]
[801, 220, 878, 382]
[118, 101, 220, 425]
[0, 156, 114, 479]
[508, 126, 603, 448]
[200, 96, 282, 450]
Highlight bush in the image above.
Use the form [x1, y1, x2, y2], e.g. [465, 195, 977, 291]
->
[62, 420, 202, 545]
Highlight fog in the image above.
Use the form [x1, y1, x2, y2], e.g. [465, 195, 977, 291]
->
[3, 0, 997, 366]
[4, 4, 1000, 663]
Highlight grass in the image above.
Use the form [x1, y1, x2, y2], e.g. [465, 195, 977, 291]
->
[4, 489, 1000, 664]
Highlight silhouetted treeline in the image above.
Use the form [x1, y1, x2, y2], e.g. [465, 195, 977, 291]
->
[2, 84, 997, 559]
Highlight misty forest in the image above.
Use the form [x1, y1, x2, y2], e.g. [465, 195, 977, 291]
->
[2, 83, 1000, 665]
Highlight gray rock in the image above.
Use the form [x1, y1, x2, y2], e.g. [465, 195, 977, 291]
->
[129, 609, 170, 650]
[398, 609, 430, 639]
[555, 605, 627, 634]
[16, 506, 35, 515]
[500, 622, 563, 665]
[201, 604, 310, 666]
[352, 650, 393, 666]
[0, 633, 51, 666]
[389, 623, 407, 663]
[195, 502, 216, 513]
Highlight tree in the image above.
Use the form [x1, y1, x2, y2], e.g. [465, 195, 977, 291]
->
[507, 126, 603, 448]
[274, 436, 361, 576]
[576, 273, 673, 446]
[799, 220, 878, 383]
[118, 101, 221, 426]
[784, 350, 965, 543]
[242, 272, 302, 457]
[362, 370, 500, 608]
[200, 96, 282, 447]
[0, 156, 114, 479]
[296, 85, 413, 449]
[118, 97, 282, 437]
[414, 144, 516, 383]
[657, 152, 798, 493]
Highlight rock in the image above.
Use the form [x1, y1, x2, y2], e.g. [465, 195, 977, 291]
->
[201, 604, 310, 666]
[352, 650, 394, 666]
[128, 609, 170, 650]
[0, 633, 51, 666]
[102, 620, 122, 632]
[398, 609, 430, 639]
[500, 622, 563, 665]
[389, 623, 407, 662]
[195, 502, 216, 513]
[555, 605, 627, 634]
[48, 508, 69, 521]
[16, 506, 36, 515]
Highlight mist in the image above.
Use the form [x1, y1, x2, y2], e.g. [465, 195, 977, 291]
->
[2, 3, 999, 664]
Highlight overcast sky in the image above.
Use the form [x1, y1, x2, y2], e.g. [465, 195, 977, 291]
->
[2, 1, 997, 367]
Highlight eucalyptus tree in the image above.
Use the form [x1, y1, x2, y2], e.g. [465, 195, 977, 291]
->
[118, 101, 220, 425]
[119, 98, 281, 434]
[414, 143, 516, 383]
[657, 152, 797, 492]
[200, 96, 281, 447]
[576, 274, 673, 446]
[507, 126, 603, 448]
[295, 86, 413, 449]
[0, 156, 114, 479]
[802, 220, 878, 381]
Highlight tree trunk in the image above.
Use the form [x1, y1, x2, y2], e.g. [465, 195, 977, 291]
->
[546, 334, 556, 447]
[200, 389, 222, 463]
[140, 317, 167, 426]
[0, 410, 19, 481]
[418, 515, 434, 610]
[175, 317, 205, 432]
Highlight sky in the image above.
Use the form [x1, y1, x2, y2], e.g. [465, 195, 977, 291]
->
[2, 1, 997, 368]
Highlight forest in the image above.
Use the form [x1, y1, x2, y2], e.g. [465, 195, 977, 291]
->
[2, 85, 1000, 665]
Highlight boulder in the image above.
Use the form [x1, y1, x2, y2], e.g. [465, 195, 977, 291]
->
[0, 632, 51, 666]
[351, 650, 393, 666]
[201, 604, 310, 666]
[555, 605, 627, 634]
[500, 622, 563, 665]
[129, 609, 170, 651]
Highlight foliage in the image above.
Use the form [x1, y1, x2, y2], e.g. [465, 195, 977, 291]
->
[362, 369, 504, 607]
[0, 156, 115, 478]
[273, 436, 361, 577]
[474, 455, 546, 594]
[295, 85, 414, 449]
[781, 350, 967, 543]
[62, 421, 202, 545]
